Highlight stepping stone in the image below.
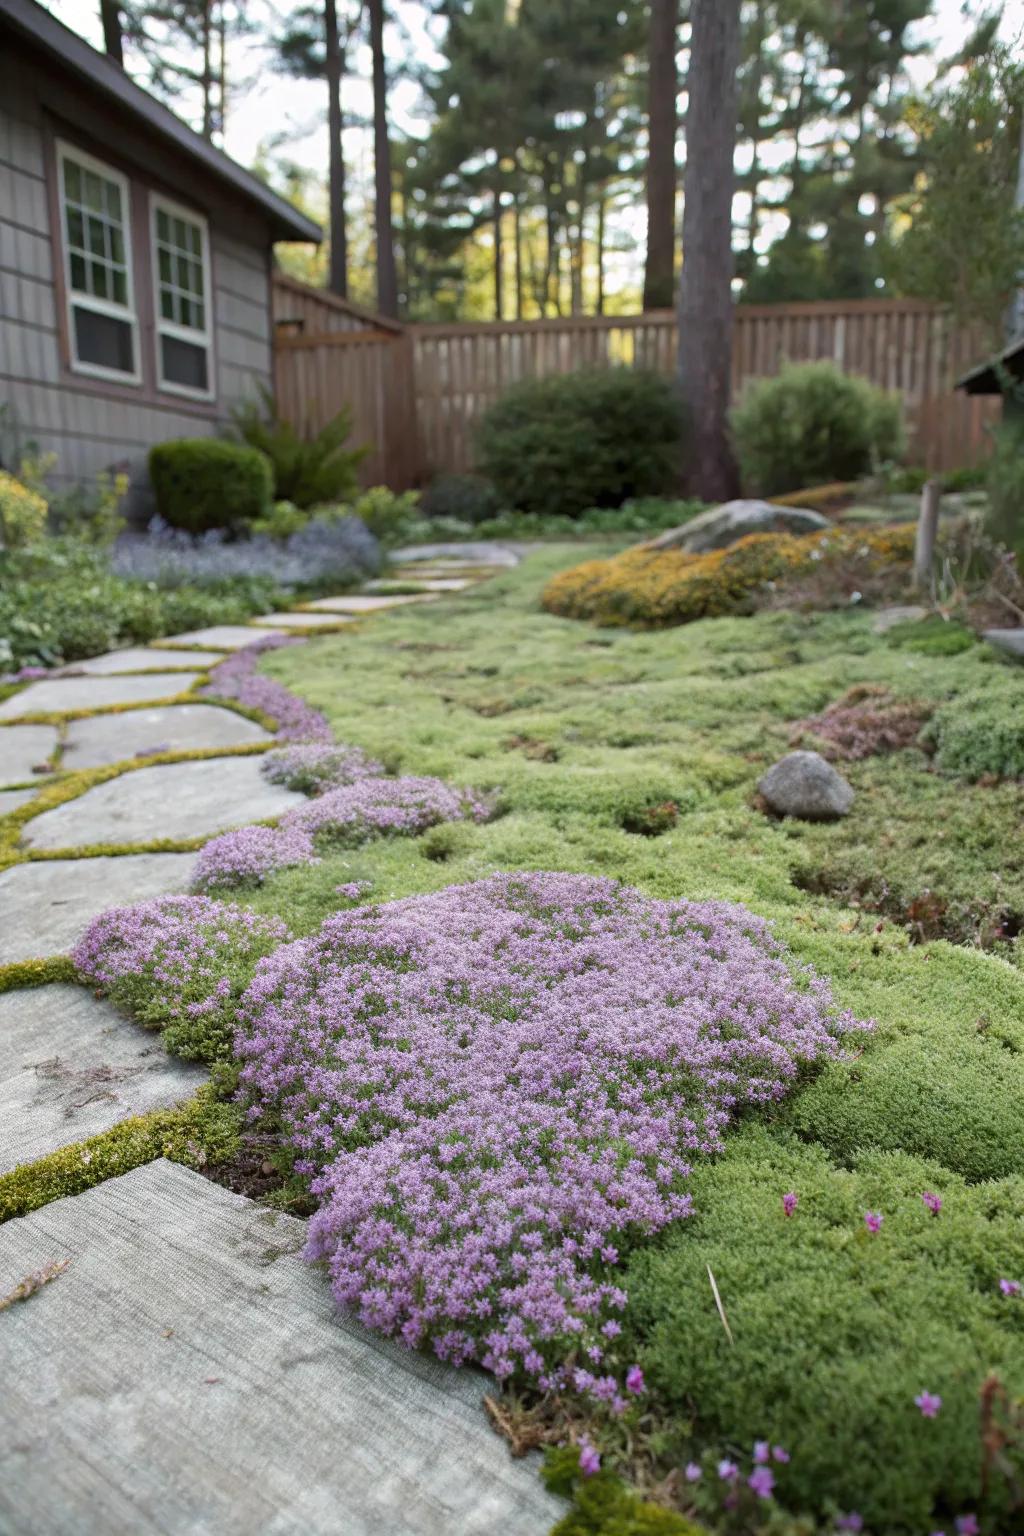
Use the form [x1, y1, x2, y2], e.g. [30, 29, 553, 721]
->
[0, 1161, 560, 1536]
[0, 674, 200, 721]
[0, 724, 58, 786]
[391, 541, 519, 567]
[872, 604, 927, 634]
[303, 594, 432, 613]
[62, 706, 271, 771]
[0, 788, 35, 816]
[159, 626, 289, 650]
[0, 987, 205, 1174]
[59, 647, 224, 675]
[983, 628, 1024, 662]
[0, 854, 198, 963]
[248, 611, 358, 629]
[23, 756, 305, 851]
[365, 578, 473, 593]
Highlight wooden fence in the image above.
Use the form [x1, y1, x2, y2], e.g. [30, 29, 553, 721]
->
[272, 287, 1001, 489]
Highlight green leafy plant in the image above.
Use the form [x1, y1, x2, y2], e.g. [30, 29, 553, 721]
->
[248, 499, 311, 540]
[149, 439, 274, 534]
[349, 485, 423, 543]
[0, 470, 47, 548]
[985, 416, 1024, 563]
[476, 368, 684, 517]
[232, 388, 367, 509]
[46, 470, 129, 545]
[731, 362, 905, 497]
[922, 674, 1024, 781]
[419, 473, 502, 523]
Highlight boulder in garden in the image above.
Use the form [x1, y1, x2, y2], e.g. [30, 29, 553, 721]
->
[644, 500, 829, 554]
[758, 750, 854, 821]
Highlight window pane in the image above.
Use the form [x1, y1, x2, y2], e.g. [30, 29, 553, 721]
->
[66, 207, 85, 250]
[83, 171, 104, 212]
[90, 260, 108, 299]
[157, 208, 170, 241]
[73, 305, 134, 374]
[161, 334, 208, 392]
[110, 227, 125, 264]
[69, 252, 87, 292]
[64, 160, 81, 200]
[161, 289, 175, 321]
[112, 270, 128, 305]
[159, 248, 172, 284]
[105, 181, 121, 220]
[193, 300, 205, 329]
[86, 215, 106, 257]
[189, 224, 201, 256]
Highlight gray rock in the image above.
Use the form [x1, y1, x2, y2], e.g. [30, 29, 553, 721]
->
[645, 499, 830, 554]
[0, 788, 35, 816]
[983, 628, 1024, 661]
[0, 853, 198, 962]
[391, 541, 519, 567]
[58, 646, 225, 675]
[873, 604, 928, 635]
[0, 986, 205, 1173]
[23, 756, 305, 851]
[249, 610, 359, 627]
[304, 594, 433, 613]
[0, 723, 58, 786]
[158, 625, 288, 650]
[0, 1161, 560, 1536]
[0, 673, 201, 721]
[62, 705, 270, 770]
[759, 750, 854, 821]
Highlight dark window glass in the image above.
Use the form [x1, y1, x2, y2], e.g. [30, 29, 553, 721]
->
[161, 334, 209, 392]
[72, 305, 134, 374]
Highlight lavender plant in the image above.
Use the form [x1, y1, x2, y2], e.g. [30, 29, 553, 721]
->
[235, 873, 868, 1396]
[280, 775, 494, 845]
[202, 637, 332, 742]
[110, 514, 381, 590]
[261, 742, 385, 795]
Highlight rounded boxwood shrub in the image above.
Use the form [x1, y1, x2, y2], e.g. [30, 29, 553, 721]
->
[730, 361, 904, 497]
[149, 438, 273, 534]
[476, 368, 684, 517]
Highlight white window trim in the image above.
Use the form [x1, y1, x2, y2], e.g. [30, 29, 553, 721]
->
[150, 192, 216, 402]
[56, 139, 141, 386]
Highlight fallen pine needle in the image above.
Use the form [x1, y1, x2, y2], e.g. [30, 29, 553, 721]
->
[0, 1258, 70, 1312]
[707, 1264, 734, 1346]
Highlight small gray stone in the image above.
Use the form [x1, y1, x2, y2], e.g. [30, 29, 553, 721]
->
[158, 625, 289, 650]
[391, 541, 519, 566]
[248, 610, 359, 627]
[0, 723, 58, 786]
[303, 593, 432, 613]
[0, 853, 198, 962]
[62, 705, 271, 770]
[645, 499, 830, 554]
[759, 750, 854, 821]
[983, 628, 1024, 661]
[0, 673, 201, 721]
[873, 604, 928, 635]
[365, 577, 473, 592]
[59, 646, 225, 674]
[0, 788, 35, 816]
[0, 1161, 560, 1536]
[23, 756, 305, 851]
[0, 986, 205, 1173]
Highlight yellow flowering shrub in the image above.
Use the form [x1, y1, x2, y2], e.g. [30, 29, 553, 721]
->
[0, 470, 47, 548]
[542, 524, 917, 629]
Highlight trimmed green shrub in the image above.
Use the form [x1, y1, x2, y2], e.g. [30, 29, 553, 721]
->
[986, 418, 1024, 562]
[0, 470, 47, 547]
[923, 674, 1024, 781]
[476, 368, 684, 517]
[149, 438, 273, 534]
[419, 473, 502, 524]
[349, 485, 422, 543]
[730, 361, 905, 497]
[232, 389, 367, 509]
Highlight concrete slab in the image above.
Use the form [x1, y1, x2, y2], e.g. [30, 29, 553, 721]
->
[62, 706, 271, 771]
[248, 611, 358, 629]
[0, 724, 58, 786]
[23, 756, 305, 851]
[0, 674, 201, 721]
[159, 626, 289, 650]
[0, 789, 35, 816]
[59, 647, 225, 675]
[0, 987, 205, 1174]
[0, 1161, 560, 1536]
[0, 854, 198, 963]
[303, 594, 432, 613]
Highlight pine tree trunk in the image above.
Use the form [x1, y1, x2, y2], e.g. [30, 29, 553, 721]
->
[677, 0, 741, 502]
[596, 194, 606, 316]
[217, 2, 227, 142]
[513, 189, 524, 320]
[643, 0, 677, 310]
[325, 0, 348, 298]
[369, 0, 399, 317]
[100, 0, 123, 66]
[201, 0, 214, 140]
[493, 186, 503, 320]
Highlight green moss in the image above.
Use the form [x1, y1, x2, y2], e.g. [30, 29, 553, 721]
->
[551, 1480, 706, 1535]
[885, 615, 978, 655]
[922, 672, 1024, 781]
[0, 955, 77, 993]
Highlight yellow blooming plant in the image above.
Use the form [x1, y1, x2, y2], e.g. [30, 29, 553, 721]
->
[0, 469, 48, 548]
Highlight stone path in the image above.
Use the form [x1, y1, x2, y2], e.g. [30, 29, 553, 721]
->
[0, 544, 543, 1535]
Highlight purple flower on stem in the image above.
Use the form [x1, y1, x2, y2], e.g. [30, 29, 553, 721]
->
[999, 1278, 1021, 1297]
[914, 1390, 942, 1418]
[921, 1190, 942, 1216]
[955, 1516, 979, 1536]
[753, 1440, 770, 1464]
[625, 1364, 645, 1395]
[717, 1459, 739, 1482]
[684, 1462, 702, 1483]
[836, 1517, 864, 1534]
[772, 1445, 790, 1464]
[864, 1210, 883, 1234]
[782, 1192, 798, 1217]
[747, 1466, 775, 1500]
[578, 1439, 600, 1478]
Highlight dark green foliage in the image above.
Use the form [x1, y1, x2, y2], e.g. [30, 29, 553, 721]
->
[419, 473, 502, 523]
[730, 362, 905, 497]
[985, 418, 1024, 563]
[232, 391, 367, 509]
[476, 369, 684, 517]
[923, 675, 1024, 781]
[885, 616, 977, 656]
[149, 438, 274, 533]
[545, 1460, 704, 1536]
[624, 1126, 1024, 1533]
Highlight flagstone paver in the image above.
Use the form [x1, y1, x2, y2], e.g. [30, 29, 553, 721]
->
[62, 705, 271, 771]
[304, 593, 431, 613]
[391, 541, 519, 566]
[0, 1160, 560, 1536]
[23, 756, 305, 851]
[0, 854, 199, 963]
[158, 625, 290, 650]
[0, 724, 58, 785]
[365, 577, 473, 592]
[0, 788, 36, 816]
[59, 646, 226, 675]
[0, 673, 202, 721]
[0, 988, 206, 1174]
[248, 610, 359, 629]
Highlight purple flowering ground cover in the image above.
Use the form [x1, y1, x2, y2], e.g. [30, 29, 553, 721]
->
[203, 636, 333, 742]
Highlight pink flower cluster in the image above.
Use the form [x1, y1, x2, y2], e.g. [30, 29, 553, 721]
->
[261, 742, 385, 795]
[203, 636, 332, 742]
[235, 872, 867, 1392]
[191, 822, 318, 891]
[283, 775, 494, 845]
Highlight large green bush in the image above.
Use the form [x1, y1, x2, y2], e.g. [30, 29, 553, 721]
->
[731, 361, 905, 496]
[476, 368, 684, 517]
[232, 389, 367, 509]
[149, 438, 273, 534]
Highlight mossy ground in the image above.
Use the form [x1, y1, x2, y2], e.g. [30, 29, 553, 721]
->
[255, 546, 1024, 1534]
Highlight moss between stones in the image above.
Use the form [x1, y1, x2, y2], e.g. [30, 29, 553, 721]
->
[0, 956, 77, 993]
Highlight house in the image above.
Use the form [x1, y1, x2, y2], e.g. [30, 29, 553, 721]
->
[956, 331, 1024, 428]
[0, 0, 321, 511]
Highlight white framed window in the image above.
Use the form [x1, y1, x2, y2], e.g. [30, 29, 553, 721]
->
[150, 194, 214, 400]
[57, 141, 140, 384]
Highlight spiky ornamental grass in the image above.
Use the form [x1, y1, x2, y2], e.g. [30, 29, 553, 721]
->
[234, 872, 868, 1398]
